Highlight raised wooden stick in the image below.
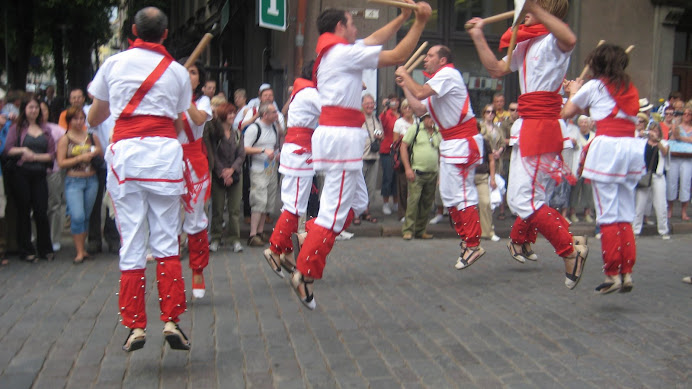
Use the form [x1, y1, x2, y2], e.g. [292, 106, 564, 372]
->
[367, 0, 418, 10]
[184, 33, 214, 69]
[578, 40, 606, 79]
[625, 45, 635, 54]
[464, 11, 514, 30]
[403, 41, 428, 69]
[504, 24, 520, 72]
[406, 55, 425, 73]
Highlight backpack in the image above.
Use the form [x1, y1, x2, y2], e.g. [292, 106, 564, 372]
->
[245, 122, 278, 168]
[392, 122, 421, 171]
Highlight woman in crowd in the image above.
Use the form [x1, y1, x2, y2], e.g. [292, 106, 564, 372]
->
[563, 44, 645, 295]
[666, 105, 692, 221]
[567, 116, 596, 223]
[479, 104, 505, 181]
[56, 107, 102, 264]
[633, 122, 670, 239]
[3, 97, 56, 262]
[205, 103, 246, 253]
[392, 99, 417, 222]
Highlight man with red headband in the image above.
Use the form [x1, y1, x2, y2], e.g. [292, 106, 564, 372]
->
[467, 0, 588, 289]
[395, 45, 486, 270]
[88, 6, 192, 351]
[290, 2, 431, 310]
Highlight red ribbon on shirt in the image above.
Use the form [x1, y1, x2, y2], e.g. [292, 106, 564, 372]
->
[498, 24, 550, 51]
[601, 79, 640, 117]
[423, 63, 455, 79]
[129, 38, 175, 61]
[594, 80, 640, 138]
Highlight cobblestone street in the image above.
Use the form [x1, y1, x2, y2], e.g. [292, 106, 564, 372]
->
[0, 234, 690, 388]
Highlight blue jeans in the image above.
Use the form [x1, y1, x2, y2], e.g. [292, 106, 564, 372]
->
[65, 175, 99, 234]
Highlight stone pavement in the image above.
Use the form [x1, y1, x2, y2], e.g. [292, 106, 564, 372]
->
[0, 232, 690, 389]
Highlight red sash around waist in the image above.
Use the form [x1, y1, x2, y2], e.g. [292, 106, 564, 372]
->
[595, 118, 635, 138]
[319, 106, 366, 128]
[517, 91, 564, 157]
[440, 118, 478, 141]
[285, 127, 313, 150]
[112, 115, 176, 143]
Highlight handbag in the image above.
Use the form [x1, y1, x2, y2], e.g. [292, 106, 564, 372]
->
[637, 145, 657, 188]
[88, 133, 105, 169]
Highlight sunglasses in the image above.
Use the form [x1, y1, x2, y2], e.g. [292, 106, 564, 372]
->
[484, 110, 494, 114]
[638, 120, 647, 124]
[508, 108, 517, 111]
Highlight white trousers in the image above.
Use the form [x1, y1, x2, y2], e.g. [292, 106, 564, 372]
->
[314, 169, 368, 233]
[440, 161, 478, 209]
[591, 180, 636, 225]
[506, 148, 560, 219]
[113, 191, 180, 271]
[633, 174, 669, 235]
[281, 174, 314, 216]
[666, 157, 692, 202]
[180, 180, 209, 235]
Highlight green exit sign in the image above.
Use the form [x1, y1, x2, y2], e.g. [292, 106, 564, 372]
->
[258, 0, 286, 31]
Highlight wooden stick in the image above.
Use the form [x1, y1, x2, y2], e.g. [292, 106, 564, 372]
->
[625, 45, 635, 54]
[578, 40, 606, 79]
[464, 11, 514, 30]
[367, 0, 419, 10]
[403, 41, 428, 69]
[504, 24, 520, 72]
[184, 33, 214, 69]
[406, 55, 425, 73]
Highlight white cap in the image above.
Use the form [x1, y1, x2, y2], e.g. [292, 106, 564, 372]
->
[258, 83, 271, 93]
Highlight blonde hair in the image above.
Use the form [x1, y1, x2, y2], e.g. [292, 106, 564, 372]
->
[535, 0, 569, 19]
[211, 95, 227, 108]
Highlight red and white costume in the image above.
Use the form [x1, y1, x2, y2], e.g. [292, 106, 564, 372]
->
[295, 34, 380, 279]
[501, 26, 577, 257]
[571, 79, 645, 276]
[89, 39, 192, 329]
[179, 95, 212, 277]
[422, 64, 484, 247]
[268, 80, 321, 257]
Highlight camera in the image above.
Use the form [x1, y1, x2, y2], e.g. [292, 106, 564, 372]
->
[674, 110, 683, 117]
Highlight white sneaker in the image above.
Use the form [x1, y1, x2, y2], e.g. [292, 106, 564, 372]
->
[233, 241, 244, 252]
[661, 234, 671, 240]
[490, 235, 501, 242]
[336, 231, 354, 241]
[209, 240, 219, 252]
[429, 214, 444, 224]
[595, 233, 602, 239]
[52, 242, 61, 252]
[382, 203, 392, 215]
[392, 203, 399, 212]
[193, 289, 206, 298]
[645, 219, 655, 226]
[400, 217, 405, 223]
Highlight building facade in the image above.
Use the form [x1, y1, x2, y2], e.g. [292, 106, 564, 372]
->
[167, 0, 692, 111]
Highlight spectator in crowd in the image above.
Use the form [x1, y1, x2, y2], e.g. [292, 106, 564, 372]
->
[479, 104, 505, 184]
[205, 103, 246, 253]
[210, 95, 227, 120]
[43, 86, 56, 107]
[657, 91, 681, 116]
[633, 122, 669, 239]
[4, 96, 56, 262]
[492, 93, 509, 123]
[56, 107, 102, 264]
[379, 94, 399, 216]
[400, 112, 440, 240]
[243, 102, 280, 246]
[568, 115, 595, 223]
[475, 135, 500, 241]
[41, 101, 67, 252]
[1, 90, 22, 118]
[393, 99, 417, 221]
[202, 80, 217, 98]
[0, 114, 9, 265]
[233, 89, 248, 130]
[58, 88, 87, 130]
[660, 105, 675, 140]
[635, 112, 650, 138]
[356, 93, 382, 224]
[667, 105, 692, 221]
[240, 84, 285, 131]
